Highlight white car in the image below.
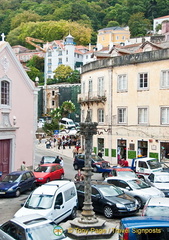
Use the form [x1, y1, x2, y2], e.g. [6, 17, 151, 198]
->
[105, 176, 165, 208]
[0, 214, 70, 240]
[142, 197, 169, 217]
[146, 171, 169, 197]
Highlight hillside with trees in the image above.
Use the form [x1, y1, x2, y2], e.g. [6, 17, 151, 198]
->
[1, 0, 168, 46]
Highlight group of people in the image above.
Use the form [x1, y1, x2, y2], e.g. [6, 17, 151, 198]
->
[118, 158, 129, 167]
[54, 156, 64, 167]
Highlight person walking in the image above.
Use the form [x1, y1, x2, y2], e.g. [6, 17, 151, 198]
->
[21, 161, 26, 171]
[74, 169, 85, 182]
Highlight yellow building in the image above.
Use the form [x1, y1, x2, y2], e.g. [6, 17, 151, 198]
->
[97, 26, 130, 50]
[79, 48, 169, 165]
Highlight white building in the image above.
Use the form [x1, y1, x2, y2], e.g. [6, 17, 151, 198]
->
[44, 34, 89, 83]
[153, 15, 169, 33]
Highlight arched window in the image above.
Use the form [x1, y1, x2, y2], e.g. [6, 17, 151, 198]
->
[1, 80, 10, 105]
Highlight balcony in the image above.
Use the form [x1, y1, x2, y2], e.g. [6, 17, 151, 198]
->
[78, 91, 107, 105]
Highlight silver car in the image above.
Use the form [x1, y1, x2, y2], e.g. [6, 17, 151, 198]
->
[105, 176, 165, 208]
[0, 214, 70, 240]
[142, 197, 169, 216]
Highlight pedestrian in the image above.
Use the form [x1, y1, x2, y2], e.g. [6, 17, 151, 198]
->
[60, 157, 64, 167]
[54, 156, 61, 164]
[73, 146, 78, 157]
[74, 169, 85, 182]
[38, 136, 42, 144]
[58, 139, 61, 150]
[21, 161, 26, 171]
[53, 138, 56, 147]
[98, 151, 102, 158]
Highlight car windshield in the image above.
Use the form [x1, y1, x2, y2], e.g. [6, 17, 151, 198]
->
[145, 206, 169, 216]
[2, 174, 20, 183]
[24, 194, 54, 209]
[154, 175, 169, 183]
[98, 185, 124, 197]
[91, 155, 103, 162]
[128, 179, 150, 189]
[43, 157, 55, 163]
[117, 171, 137, 178]
[34, 166, 51, 173]
[26, 222, 66, 240]
[147, 159, 162, 169]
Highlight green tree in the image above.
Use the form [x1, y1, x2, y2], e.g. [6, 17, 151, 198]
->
[128, 12, 151, 37]
[11, 11, 41, 29]
[43, 101, 76, 135]
[67, 70, 80, 83]
[26, 56, 44, 84]
[7, 20, 92, 46]
[106, 21, 119, 28]
[53, 65, 73, 82]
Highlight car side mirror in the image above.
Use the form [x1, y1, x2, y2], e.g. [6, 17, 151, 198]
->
[21, 203, 24, 207]
[126, 186, 131, 191]
[54, 205, 61, 209]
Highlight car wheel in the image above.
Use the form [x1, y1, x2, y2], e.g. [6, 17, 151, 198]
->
[46, 178, 50, 183]
[103, 205, 113, 218]
[15, 189, 21, 197]
[60, 174, 64, 180]
[135, 197, 143, 209]
[74, 164, 78, 170]
[93, 166, 98, 173]
[70, 207, 77, 219]
[102, 172, 109, 179]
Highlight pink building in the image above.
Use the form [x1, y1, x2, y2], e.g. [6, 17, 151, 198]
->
[0, 40, 38, 177]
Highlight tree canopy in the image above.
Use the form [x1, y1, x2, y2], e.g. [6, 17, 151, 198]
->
[1, 0, 168, 45]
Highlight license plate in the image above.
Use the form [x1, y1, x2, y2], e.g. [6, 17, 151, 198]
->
[128, 207, 136, 211]
[0, 192, 5, 194]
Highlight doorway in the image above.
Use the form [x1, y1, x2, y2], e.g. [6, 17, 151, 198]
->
[0, 139, 10, 178]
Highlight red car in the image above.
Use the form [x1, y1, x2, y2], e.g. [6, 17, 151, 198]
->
[34, 163, 64, 184]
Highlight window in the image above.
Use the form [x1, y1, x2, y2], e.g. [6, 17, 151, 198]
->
[52, 91, 55, 96]
[52, 100, 55, 106]
[138, 73, 148, 90]
[98, 77, 104, 96]
[88, 109, 92, 121]
[66, 57, 68, 62]
[58, 50, 62, 56]
[48, 51, 52, 57]
[98, 109, 104, 123]
[117, 74, 127, 92]
[161, 107, 169, 124]
[118, 108, 126, 124]
[138, 108, 148, 124]
[89, 79, 92, 97]
[58, 58, 62, 64]
[1, 80, 10, 105]
[66, 50, 68, 55]
[82, 81, 85, 94]
[161, 70, 169, 88]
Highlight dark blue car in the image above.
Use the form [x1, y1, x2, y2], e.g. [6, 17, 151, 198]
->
[0, 171, 36, 197]
[119, 216, 169, 240]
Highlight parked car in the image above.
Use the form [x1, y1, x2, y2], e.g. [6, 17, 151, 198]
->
[0, 214, 70, 240]
[145, 171, 169, 197]
[105, 176, 165, 208]
[119, 216, 169, 240]
[34, 163, 64, 184]
[142, 197, 169, 217]
[0, 171, 36, 197]
[75, 181, 139, 218]
[14, 180, 78, 224]
[40, 156, 56, 164]
[102, 166, 138, 179]
[73, 154, 110, 173]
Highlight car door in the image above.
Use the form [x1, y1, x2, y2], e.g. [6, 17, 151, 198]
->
[52, 192, 67, 223]
[78, 155, 85, 169]
[91, 187, 103, 213]
[147, 173, 155, 186]
[25, 172, 35, 190]
[19, 173, 28, 192]
[50, 166, 57, 180]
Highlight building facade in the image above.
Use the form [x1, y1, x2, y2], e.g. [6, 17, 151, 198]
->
[0, 40, 38, 177]
[97, 26, 130, 51]
[80, 48, 169, 165]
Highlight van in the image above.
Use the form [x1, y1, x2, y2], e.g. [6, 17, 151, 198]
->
[59, 118, 76, 129]
[14, 180, 78, 223]
[119, 216, 169, 240]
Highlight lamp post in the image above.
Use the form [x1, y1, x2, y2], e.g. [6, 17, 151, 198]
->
[78, 109, 98, 224]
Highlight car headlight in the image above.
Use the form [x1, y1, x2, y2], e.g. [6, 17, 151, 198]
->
[116, 203, 125, 208]
[7, 187, 15, 192]
[95, 164, 100, 168]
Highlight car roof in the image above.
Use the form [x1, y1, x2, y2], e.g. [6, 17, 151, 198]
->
[11, 214, 51, 227]
[134, 157, 158, 161]
[121, 216, 169, 228]
[151, 171, 169, 176]
[42, 156, 56, 158]
[40, 163, 60, 167]
[32, 180, 72, 195]
[105, 176, 138, 181]
[147, 197, 169, 206]
[8, 171, 31, 175]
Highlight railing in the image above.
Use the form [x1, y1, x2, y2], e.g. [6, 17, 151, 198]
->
[78, 91, 107, 104]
